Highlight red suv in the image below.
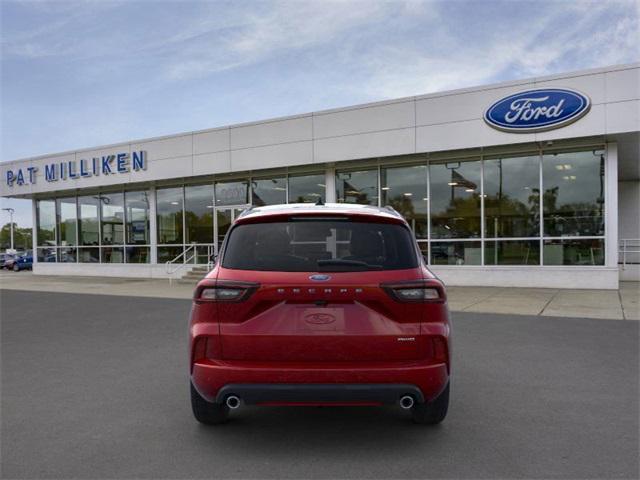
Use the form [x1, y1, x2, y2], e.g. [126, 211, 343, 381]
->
[189, 203, 451, 424]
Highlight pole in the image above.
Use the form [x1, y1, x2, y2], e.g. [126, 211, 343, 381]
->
[2, 208, 15, 251]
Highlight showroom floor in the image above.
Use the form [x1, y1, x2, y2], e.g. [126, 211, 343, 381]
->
[1, 270, 638, 320]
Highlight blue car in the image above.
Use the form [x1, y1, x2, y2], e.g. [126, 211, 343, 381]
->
[12, 252, 33, 271]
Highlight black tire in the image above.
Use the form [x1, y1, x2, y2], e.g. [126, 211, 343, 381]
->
[190, 382, 230, 425]
[411, 383, 449, 425]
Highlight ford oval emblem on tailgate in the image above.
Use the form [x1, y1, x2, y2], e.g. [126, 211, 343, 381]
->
[309, 274, 331, 281]
[305, 313, 336, 325]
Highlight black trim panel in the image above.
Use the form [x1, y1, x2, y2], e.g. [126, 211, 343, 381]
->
[215, 383, 425, 405]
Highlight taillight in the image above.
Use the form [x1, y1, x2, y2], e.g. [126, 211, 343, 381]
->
[381, 282, 445, 303]
[194, 281, 259, 303]
[191, 335, 221, 369]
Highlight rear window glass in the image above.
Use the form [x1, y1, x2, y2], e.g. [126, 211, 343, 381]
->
[222, 220, 418, 272]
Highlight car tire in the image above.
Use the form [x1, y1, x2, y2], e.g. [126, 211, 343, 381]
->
[411, 382, 449, 425]
[13, 264, 19, 272]
[190, 382, 230, 425]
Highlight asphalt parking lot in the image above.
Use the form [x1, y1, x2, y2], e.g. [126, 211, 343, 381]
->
[1, 290, 638, 479]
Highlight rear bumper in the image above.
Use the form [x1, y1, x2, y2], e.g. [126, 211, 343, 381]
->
[192, 359, 448, 405]
[215, 383, 424, 405]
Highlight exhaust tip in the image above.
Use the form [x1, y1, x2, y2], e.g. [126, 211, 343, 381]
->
[399, 395, 414, 410]
[226, 395, 241, 409]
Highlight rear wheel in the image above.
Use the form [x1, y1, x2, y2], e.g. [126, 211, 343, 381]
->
[190, 382, 230, 425]
[411, 383, 449, 425]
[13, 264, 19, 272]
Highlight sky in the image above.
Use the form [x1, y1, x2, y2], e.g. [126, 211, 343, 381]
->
[1, 0, 639, 228]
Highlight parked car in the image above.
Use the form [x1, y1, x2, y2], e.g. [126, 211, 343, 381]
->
[12, 252, 33, 271]
[2, 253, 17, 270]
[189, 203, 451, 425]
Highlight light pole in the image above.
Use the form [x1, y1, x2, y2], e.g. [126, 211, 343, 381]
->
[2, 207, 15, 251]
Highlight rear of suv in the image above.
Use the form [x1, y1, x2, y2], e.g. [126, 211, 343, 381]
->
[189, 203, 451, 425]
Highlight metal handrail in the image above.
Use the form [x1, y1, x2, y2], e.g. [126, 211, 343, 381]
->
[619, 238, 640, 269]
[166, 243, 198, 282]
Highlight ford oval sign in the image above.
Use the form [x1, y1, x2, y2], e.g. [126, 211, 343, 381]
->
[309, 274, 331, 281]
[484, 88, 591, 133]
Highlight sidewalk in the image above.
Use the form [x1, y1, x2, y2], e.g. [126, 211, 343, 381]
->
[1, 271, 638, 320]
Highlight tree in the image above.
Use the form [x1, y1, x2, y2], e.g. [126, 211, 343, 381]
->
[0, 223, 32, 251]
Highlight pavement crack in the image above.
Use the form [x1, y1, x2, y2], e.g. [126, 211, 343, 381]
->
[538, 289, 561, 316]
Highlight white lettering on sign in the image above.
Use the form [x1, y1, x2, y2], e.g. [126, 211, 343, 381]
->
[504, 97, 565, 124]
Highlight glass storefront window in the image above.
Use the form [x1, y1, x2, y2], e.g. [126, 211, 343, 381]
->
[37, 246, 57, 262]
[215, 180, 248, 206]
[542, 150, 605, 237]
[484, 155, 540, 238]
[430, 241, 482, 265]
[252, 177, 286, 206]
[100, 193, 124, 245]
[101, 246, 124, 263]
[56, 198, 77, 246]
[288, 173, 325, 203]
[125, 246, 150, 264]
[125, 191, 150, 245]
[58, 246, 76, 263]
[77, 247, 99, 263]
[156, 187, 183, 244]
[485, 240, 540, 265]
[382, 165, 428, 239]
[185, 184, 214, 244]
[36, 200, 56, 246]
[78, 196, 100, 246]
[430, 160, 481, 239]
[157, 246, 184, 263]
[336, 169, 378, 205]
[543, 238, 604, 265]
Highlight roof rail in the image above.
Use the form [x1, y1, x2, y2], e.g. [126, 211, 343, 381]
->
[382, 205, 403, 218]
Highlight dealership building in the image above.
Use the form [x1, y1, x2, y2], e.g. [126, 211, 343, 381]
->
[1, 63, 638, 289]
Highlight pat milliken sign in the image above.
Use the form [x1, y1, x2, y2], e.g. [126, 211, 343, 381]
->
[5, 151, 147, 187]
[484, 88, 591, 133]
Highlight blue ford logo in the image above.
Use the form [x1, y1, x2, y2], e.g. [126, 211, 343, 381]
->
[309, 274, 331, 281]
[484, 88, 590, 133]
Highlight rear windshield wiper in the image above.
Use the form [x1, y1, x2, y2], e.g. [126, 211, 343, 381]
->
[316, 259, 383, 270]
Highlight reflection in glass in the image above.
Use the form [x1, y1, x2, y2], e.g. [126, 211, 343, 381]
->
[288, 173, 325, 203]
[252, 177, 286, 206]
[58, 246, 77, 263]
[100, 193, 124, 245]
[185, 184, 214, 244]
[101, 246, 124, 263]
[430, 160, 481, 238]
[336, 170, 378, 205]
[126, 246, 150, 263]
[542, 150, 605, 237]
[78, 247, 99, 263]
[37, 246, 57, 262]
[157, 246, 183, 263]
[543, 238, 604, 265]
[156, 187, 183, 244]
[37, 200, 56, 246]
[485, 240, 540, 265]
[125, 191, 150, 245]
[382, 165, 428, 238]
[78, 196, 100, 246]
[215, 181, 248, 206]
[56, 198, 77, 246]
[430, 241, 482, 265]
[484, 155, 540, 238]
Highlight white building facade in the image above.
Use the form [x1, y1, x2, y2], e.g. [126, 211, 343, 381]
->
[2, 63, 639, 289]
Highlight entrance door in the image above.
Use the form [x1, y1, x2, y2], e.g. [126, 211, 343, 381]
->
[215, 206, 248, 255]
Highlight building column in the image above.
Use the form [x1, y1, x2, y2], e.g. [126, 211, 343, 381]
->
[325, 164, 336, 203]
[149, 186, 158, 264]
[605, 142, 618, 270]
[31, 199, 37, 265]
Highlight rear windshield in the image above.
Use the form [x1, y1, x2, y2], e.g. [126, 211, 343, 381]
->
[222, 220, 418, 272]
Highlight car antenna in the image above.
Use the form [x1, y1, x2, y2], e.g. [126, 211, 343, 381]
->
[315, 197, 324, 206]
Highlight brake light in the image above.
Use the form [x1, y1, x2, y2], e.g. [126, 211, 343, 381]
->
[194, 281, 259, 303]
[381, 282, 445, 303]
